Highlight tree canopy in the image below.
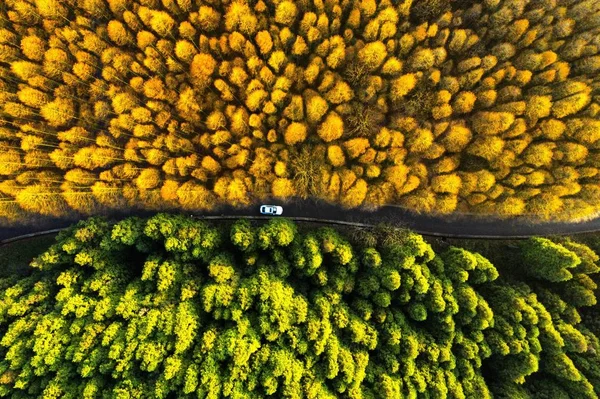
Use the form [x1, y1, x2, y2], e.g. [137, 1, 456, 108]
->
[0, 214, 599, 398]
[0, 0, 600, 223]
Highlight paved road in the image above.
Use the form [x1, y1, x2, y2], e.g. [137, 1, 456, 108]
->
[1, 199, 600, 242]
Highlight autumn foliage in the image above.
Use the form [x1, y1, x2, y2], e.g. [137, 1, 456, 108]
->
[1, 215, 600, 398]
[0, 0, 599, 222]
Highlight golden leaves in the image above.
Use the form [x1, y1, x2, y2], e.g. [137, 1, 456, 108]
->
[149, 10, 176, 37]
[0, 0, 596, 221]
[358, 41, 388, 72]
[390, 73, 418, 100]
[471, 112, 515, 135]
[317, 112, 344, 143]
[284, 123, 307, 145]
[40, 98, 75, 127]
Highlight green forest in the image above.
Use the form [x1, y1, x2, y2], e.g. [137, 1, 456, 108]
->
[0, 214, 599, 398]
[0, 0, 599, 222]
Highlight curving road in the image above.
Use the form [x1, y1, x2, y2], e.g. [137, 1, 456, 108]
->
[2, 198, 600, 242]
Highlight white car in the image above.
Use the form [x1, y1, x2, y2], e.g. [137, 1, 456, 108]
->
[260, 205, 283, 216]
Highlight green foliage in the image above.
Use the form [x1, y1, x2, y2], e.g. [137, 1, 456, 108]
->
[230, 219, 256, 252]
[521, 238, 580, 282]
[2, 215, 599, 398]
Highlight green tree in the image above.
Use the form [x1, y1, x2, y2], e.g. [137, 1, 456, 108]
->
[2, 215, 600, 398]
[521, 238, 580, 282]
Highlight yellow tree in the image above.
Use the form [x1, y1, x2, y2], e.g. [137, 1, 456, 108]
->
[317, 112, 344, 142]
[61, 182, 100, 215]
[0, 102, 33, 119]
[17, 87, 50, 108]
[20, 35, 46, 61]
[112, 92, 138, 114]
[305, 90, 329, 124]
[64, 169, 97, 185]
[272, 178, 295, 198]
[74, 147, 123, 170]
[561, 198, 596, 221]
[283, 95, 304, 121]
[214, 176, 251, 207]
[245, 90, 268, 112]
[129, 185, 161, 210]
[275, 1, 298, 26]
[467, 136, 505, 162]
[11, 61, 42, 81]
[177, 181, 216, 211]
[255, 31, 273, 55]
[136, 168, 162, 190]
[522, 143, 555, 167]
[148, 10, 175, 37]
[0, 150, 24, 175]
[91, 182, 127, 209]
[16, 185, 69, 217]
[553, 92, 591, 118]
[327, 145, 345, 167]
[175, 40, 197, 62]
[230, 108, 250, 136]
[452, 91, 476, 114]
[399, 189, 436, 213]
[197, 6, 221, 32]
[224, 1, 258, 35]
[284, 123, 307, 145]
[471, 112, 515, 135]
[327, 36, 346, 69]
[339, 168, 367, 208]
[358, 41, 388, 72]
[431, 174, 462, 195]
[40, 98, 75, 127]
[143, 77, 167, 100]
[320, 170, 341, 202]
[43, 48, 71, 79]
[390, 73, 417, 100]
[405, 128, 434, 153]
[0, 193, 24, 221]
[434, 194, 458, 214]
[160, 179, 180, 203]
[190, 53, 217, 87]
[325, 81, 354, 104]
[107, 20, 133, 46]
[202, 156, 222, 175]
[539, 119, 566, 140]
[382, 57, 403, 75]
[565, 119, 600, 145]
[408, 48, 436, 71]
[35, 0, 68, 19]
[557, 142, 588, 164]
[343, 138, 370, 159]
[364, 182, 394, 208]
[495, 197, 526, 217]
[525, 95, 553, 120]
[383, 165, 409, 194]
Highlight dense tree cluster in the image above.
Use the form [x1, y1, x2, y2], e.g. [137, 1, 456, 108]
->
[0, 0, 599, 222]
[0, 214, 599, 398]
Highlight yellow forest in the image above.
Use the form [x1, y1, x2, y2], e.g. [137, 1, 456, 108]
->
[0, 0, 599, 222]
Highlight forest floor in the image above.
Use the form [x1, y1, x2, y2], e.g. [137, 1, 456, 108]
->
[0, 234, 58, 278]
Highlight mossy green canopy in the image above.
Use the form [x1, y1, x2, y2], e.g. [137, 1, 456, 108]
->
[0, 214, 599, 398]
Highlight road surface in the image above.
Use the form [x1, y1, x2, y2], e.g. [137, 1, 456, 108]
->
[1, 199, 600, 242]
